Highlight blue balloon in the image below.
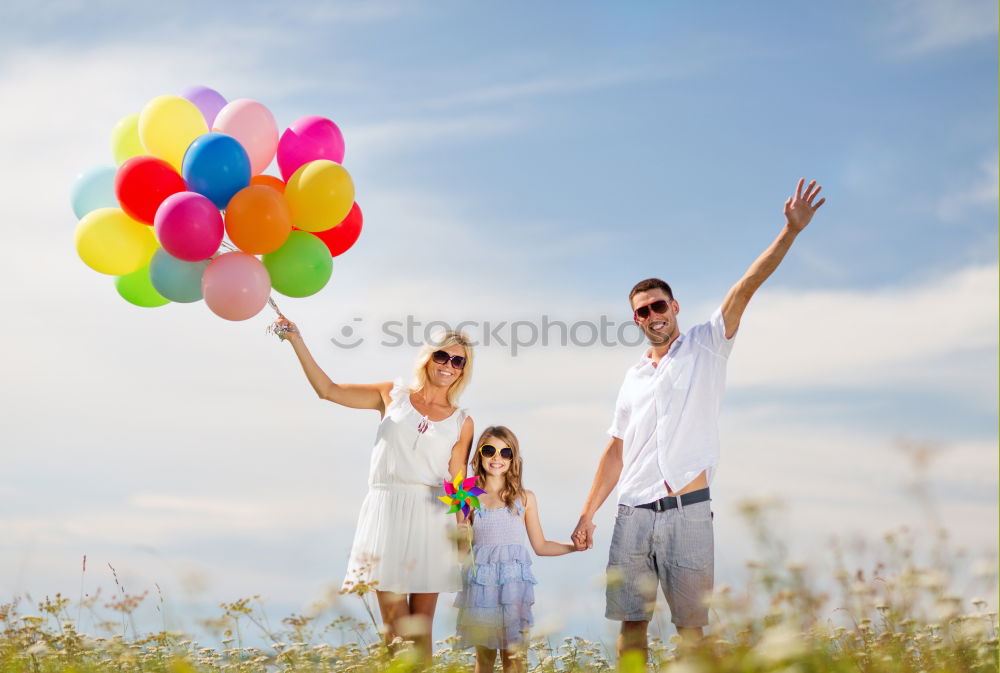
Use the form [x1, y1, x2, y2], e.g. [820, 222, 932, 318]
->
[70, 165, 118, 219]
[149, 248, 209, 303]
[181, 132, 251, 209]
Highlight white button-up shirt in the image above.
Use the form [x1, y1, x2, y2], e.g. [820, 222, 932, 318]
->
[608, 306, 735, 506]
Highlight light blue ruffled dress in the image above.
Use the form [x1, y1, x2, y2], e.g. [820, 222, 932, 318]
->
[454, 497, 537, 650]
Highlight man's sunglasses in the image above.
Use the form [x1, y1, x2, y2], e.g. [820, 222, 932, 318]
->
[431, 350, 467, 370]
[633, 299, 672, 321]
[479, 444, 514, 460]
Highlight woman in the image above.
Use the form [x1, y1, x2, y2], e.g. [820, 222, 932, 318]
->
[274, 316, 474, 659]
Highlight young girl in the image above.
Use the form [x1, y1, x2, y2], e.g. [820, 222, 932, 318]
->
[454, 426, 577, 673]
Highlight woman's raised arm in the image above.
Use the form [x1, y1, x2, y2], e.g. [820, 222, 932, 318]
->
[275, 315, 390, 413]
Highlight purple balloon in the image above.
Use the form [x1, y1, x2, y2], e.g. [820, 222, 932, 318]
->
[181, 86, 227, 128]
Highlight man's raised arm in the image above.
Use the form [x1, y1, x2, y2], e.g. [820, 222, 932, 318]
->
[721, 178, 826, 338]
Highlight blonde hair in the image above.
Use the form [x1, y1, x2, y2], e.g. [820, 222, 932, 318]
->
[411, 330, 474, 407]
[470, 426, 525, 512]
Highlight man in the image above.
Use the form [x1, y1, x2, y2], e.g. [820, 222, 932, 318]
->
[571, 178, 826, 658]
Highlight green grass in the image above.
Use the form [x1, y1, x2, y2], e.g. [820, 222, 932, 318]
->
[2, 498, 996, 672]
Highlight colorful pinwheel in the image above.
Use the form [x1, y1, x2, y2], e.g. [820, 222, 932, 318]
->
[439, 471, 485, 518]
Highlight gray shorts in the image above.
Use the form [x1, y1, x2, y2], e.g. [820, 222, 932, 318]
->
[605, 498, 714, 627]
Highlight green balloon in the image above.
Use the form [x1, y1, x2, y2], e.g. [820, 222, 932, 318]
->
[263, 230, 333, 298]
[115, 263, 170, 308]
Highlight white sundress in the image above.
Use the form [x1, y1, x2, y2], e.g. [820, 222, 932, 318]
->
[342, 379, 466, 594]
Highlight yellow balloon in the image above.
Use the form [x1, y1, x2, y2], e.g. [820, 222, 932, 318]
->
[284, 160, 355, 232]
[110, 113, 144, 166]
[138, 95, 208, 171]
[75, 208, 158, 275]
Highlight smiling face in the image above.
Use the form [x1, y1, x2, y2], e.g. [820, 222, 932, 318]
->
[631, 288, 680, 346]
[480, 437, 513, 477]
[424, 343, 467, 389]
[470, 426, 523, 509]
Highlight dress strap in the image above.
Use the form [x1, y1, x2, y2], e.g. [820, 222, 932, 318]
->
[389, 377, 410, 408]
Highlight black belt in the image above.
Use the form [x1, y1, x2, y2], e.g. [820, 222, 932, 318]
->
[635, 488, 710, 512]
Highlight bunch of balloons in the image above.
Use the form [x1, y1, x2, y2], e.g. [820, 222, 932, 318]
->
[71, 85, 363, 320]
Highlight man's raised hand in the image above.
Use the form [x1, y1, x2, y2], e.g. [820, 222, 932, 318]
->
[784, 178, 826, 233]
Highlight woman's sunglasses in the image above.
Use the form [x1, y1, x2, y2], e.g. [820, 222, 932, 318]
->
[633, 299, 672, 321]
[479, 444, 514, 460]
[431, 350, 466, 370]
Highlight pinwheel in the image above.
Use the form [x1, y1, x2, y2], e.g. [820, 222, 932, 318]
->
[439, 471, 485, 518]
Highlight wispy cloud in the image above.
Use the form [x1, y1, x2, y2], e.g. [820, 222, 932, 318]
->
[418, 66, 688, 110]
[272, 0, 418, 25]
[937, 154, 1000, 222]
[347, 115, 524, 161]
[884, 0, 998, 56]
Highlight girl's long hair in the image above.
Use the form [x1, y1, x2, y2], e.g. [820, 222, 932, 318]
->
[470, 426, 525, 512]
[411, 330, 474, 407]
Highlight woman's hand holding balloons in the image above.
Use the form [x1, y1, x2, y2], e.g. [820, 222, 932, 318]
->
[271, 314, 301, 342]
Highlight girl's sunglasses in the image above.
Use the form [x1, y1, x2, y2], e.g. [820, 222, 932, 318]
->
[633, 299, 671, 321]
[479, 444, 514, 460]
[431, 350, 466, 370]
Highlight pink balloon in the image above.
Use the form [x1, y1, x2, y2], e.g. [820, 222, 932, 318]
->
[277, 116, 345, 181]
[213, 98, 279, 175]
[202, 252, 271, 321]
[154, 192, 224, 261]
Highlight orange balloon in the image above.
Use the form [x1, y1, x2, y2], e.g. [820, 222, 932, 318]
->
[250, 174, 286, 194]
[224, 185, 292, 254]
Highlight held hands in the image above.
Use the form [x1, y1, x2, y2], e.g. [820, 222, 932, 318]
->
[784, 178, 826, 233]
[571, 517, 596, 551]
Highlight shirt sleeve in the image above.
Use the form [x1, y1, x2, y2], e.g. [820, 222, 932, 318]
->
[607, 377, 631, 439]
[689, 306, 736, 357]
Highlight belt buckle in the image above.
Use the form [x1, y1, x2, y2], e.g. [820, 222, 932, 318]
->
[653, 498, 664, 512]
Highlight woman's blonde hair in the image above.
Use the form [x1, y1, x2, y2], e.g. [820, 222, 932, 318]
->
[411, 330, 474, 407]
[470, 426, 525, 512]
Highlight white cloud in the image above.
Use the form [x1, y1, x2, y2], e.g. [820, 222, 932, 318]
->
[727, 262, 999, 396]
[885, 0, 998, 56]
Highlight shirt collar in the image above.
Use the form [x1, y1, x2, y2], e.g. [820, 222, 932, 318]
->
[635, 334, 685, 370]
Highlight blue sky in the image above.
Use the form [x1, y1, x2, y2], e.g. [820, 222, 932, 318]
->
[0, 0, 996, 647]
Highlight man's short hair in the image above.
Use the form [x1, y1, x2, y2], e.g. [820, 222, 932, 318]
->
[629, 278, 674, 305]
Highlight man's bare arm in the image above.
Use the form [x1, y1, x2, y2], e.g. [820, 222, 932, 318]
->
[571, 437, 624, 550]
[721, 178, 826, 338]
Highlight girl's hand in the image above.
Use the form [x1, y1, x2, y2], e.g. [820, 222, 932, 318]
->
[273, 314, 302, 343]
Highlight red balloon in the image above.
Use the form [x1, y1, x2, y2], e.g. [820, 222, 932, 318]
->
[115, 156, 186, 224]
[310, 202, 363, 257]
